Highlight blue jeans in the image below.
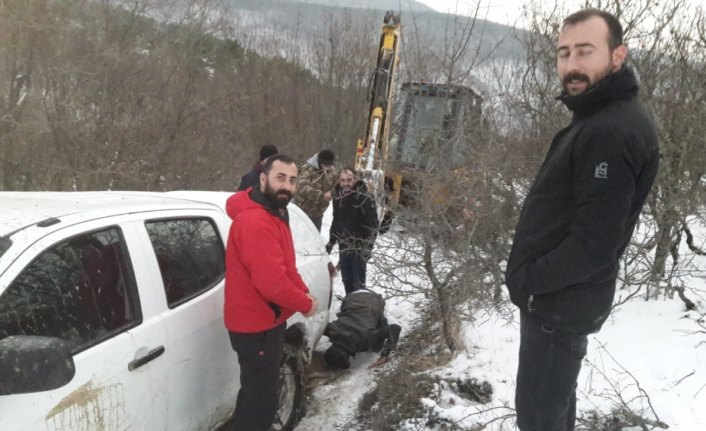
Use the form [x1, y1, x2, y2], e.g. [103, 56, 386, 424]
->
[515, 311, 588, 431]
[339, 250, 367, 294]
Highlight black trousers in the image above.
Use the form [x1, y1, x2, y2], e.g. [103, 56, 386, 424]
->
[515, 311, 588, 431]
[229, 324, 286, 431]
[339, 250, 367, 294]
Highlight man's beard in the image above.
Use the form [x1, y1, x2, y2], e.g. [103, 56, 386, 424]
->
[562, 63, 613, 96]
[264, 183, 292, 209]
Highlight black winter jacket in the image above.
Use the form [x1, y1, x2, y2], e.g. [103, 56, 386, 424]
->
[505, 66, 660, 334]
[329, 180, 379, 254]
[237, 162, 263, 191]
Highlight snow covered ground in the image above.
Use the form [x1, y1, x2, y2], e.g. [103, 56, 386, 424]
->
[422, 295, 706, 430]
[297, 205, 706, 430]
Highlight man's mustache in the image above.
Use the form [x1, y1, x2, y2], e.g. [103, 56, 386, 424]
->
[276, 190, 293, 199]
[563, 72, 590, 86]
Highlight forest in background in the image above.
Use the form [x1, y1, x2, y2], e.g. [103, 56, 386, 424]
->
[2, 0, 706, 355]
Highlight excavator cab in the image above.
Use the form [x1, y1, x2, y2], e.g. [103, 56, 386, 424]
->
[385, 82, 483, 208]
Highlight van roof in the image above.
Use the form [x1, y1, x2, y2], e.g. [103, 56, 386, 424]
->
[0, 191, 227, 238]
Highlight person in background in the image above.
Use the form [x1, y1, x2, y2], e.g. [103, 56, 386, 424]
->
[504, 9, 660, 431]
[237, 144, 278, 191]
[326, 168, 378, 295]
[323, 288, 401, 370]
[225, 154, 318, 430]
[293, 149, 337, 231]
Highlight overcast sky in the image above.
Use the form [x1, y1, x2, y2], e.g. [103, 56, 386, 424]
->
[415, 0, 584, 27]
[416, 0, 701, 29]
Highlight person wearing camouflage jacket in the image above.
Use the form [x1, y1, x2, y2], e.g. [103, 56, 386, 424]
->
[292, 149, 337, 231]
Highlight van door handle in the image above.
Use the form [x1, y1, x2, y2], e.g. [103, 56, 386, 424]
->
[128, 346, 165, 371]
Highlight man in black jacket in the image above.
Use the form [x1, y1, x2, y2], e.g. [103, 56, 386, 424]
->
[326, 168, 379, 295]
[237, 144, 278, 191]
[504, 9, 659, 431]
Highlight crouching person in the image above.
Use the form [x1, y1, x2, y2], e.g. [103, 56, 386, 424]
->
[323, 289, 401, 369]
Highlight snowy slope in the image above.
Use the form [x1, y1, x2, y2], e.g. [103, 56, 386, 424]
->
[298, 205, 706, 430]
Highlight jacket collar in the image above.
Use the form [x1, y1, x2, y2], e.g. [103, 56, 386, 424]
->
[306, 153, 323, 171]
[251, 161, 264, 173]
[557, 66, 639, 118]
[249, 187, 289, 223]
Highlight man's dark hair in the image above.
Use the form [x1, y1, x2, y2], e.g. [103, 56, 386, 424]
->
[318, 149, 335, 165]
[262, 154, 296, 174]
[340, 167, 357, 177]
[324, 344, 351, 369]
[563, 8, 623, 50]
[259, 144, 278, 161]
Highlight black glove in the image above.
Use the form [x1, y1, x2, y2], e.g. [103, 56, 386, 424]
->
[326, 242, 333, 254]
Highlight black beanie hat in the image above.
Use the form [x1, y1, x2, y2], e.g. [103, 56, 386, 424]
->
[324, 344, 351, 369]
[318, 149, 335, 165]
[260, 145, 278, 161]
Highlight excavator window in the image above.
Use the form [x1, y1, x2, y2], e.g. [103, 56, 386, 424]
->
[392, 93, 466, 171]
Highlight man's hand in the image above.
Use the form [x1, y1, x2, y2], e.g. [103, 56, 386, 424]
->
[303, 294, 318, 317]
[323, 191, 332, 201]
[368, 355, 390, 369]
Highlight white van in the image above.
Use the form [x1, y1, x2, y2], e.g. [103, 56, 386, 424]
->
[0, 191, 332, 431]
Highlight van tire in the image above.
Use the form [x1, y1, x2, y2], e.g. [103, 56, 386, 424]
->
[271, 354, 305, 431]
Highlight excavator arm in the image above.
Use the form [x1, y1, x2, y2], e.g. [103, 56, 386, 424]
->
[355, 11, 401, 174]
[354, 11, 401, 228]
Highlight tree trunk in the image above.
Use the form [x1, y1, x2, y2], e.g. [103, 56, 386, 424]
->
[424, 243, 461, 353]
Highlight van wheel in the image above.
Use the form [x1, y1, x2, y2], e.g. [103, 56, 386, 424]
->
[271, 355, 305, 431]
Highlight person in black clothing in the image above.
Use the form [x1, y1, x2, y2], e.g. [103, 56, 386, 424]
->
[237, 144, 278, 191]
[323, 289, 401, 369]
[326, 168, 379, 295]
[504, 9, 660, 431]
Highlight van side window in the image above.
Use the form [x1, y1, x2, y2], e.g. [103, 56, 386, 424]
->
[145, 218, 225, 308]
[0, 228, 140, 352]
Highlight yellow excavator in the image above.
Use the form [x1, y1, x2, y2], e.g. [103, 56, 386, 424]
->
[355, 11, 483, 228]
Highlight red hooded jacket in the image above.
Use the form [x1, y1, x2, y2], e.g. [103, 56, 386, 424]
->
[224, 188, 312, 333]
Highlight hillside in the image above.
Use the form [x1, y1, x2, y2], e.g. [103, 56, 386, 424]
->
[221, 0, 526, 62]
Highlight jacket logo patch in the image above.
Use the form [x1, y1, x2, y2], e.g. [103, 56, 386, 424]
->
[594, 162, 608, 179]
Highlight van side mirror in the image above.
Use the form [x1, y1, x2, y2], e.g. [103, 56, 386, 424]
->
[0, 336, 75, 395]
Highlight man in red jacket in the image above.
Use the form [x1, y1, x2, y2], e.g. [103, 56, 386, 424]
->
[225, 154, 318, 430]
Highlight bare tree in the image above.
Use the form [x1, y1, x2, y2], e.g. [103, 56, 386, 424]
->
[368, 4, 519, 353]
[0, 0, 374, 191]
[0, 0, 49, 189]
